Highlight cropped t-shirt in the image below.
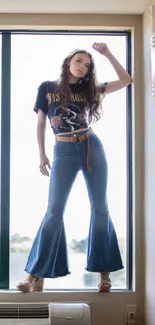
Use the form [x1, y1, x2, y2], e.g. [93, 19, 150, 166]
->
[34, 81, 107, 134]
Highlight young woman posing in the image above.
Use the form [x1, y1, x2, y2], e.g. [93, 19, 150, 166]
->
[16, 42, 132, 293]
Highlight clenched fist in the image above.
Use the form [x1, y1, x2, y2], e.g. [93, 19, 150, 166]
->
[92, 42, 111, 57]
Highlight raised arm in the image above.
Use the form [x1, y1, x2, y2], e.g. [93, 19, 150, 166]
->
[92, 42, 133, 94]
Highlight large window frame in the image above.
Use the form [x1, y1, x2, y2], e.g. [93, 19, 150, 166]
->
[0, 30, 132, 290]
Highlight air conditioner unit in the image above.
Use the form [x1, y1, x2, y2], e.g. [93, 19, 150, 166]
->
[0, 302, 91, 325]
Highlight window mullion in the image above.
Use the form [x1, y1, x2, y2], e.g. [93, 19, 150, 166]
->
[0, 32, 11, 289]
[126, 31, 133, 291]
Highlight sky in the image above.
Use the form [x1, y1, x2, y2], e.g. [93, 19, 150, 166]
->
[9, 34, 127, 243]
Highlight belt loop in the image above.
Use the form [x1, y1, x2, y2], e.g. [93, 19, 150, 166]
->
[87, 135, 91, 173]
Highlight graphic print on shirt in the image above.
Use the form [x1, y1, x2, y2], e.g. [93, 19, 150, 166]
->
[46, 91, 89, 133]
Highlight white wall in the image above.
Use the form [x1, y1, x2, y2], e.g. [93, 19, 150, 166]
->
[143, 4, 155, 325]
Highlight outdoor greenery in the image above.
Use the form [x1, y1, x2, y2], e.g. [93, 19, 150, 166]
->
[10, 233, 126, 287]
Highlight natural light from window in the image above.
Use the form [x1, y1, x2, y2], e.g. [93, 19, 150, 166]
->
[0, 34, 1, 123]
[10, 34, 127, 290]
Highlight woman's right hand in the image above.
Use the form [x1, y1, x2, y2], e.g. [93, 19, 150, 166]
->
[39, 154, 51, 177]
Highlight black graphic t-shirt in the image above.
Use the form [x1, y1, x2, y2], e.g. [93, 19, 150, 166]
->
[34, 81, 107, 134]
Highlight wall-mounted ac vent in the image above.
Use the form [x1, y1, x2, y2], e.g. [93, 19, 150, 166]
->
[0, 302, 90, 325]
[0, 304, 49, 319]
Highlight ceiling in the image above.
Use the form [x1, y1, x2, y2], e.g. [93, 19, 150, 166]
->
[0, 0, 149, 14]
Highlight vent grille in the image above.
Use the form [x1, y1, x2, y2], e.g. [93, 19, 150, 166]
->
[0, 304, 49, 319]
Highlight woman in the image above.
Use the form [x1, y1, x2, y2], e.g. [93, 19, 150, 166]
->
[16, 42, 132, 293]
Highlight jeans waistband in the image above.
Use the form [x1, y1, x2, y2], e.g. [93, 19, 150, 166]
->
[55, 128, 93, 173]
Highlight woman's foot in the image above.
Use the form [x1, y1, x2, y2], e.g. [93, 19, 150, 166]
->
[16, 275, 44, 293]
[98, 272, 111, 292]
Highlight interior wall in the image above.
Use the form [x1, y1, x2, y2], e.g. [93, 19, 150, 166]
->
[0, 13, 145, 325]
[143, 3, 155, 325]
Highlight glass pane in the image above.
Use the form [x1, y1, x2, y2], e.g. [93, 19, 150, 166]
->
[0, 34, 1, 122]
[10, 34, 127, 290]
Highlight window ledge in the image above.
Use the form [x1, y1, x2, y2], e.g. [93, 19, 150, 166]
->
[0, 289, 136, 303]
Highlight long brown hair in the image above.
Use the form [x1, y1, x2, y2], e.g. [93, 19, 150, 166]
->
[56, 49, 104, 122]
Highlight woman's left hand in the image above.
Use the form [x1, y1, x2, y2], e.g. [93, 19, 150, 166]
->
[92, 42, 111, 57]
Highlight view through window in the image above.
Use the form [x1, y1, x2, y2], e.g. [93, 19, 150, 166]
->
[10, 33, 127, 290]
[0, 34, 1, 125]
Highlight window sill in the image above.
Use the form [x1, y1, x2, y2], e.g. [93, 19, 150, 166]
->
[0, 289, 136, 303]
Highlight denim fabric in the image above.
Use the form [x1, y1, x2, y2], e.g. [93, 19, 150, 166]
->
[25, 130, 124, 278]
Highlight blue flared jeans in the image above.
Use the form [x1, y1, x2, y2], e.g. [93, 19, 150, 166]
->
[25, 129, 123, 278]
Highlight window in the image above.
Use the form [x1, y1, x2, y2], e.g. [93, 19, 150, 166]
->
[0, 31, 132, 290]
